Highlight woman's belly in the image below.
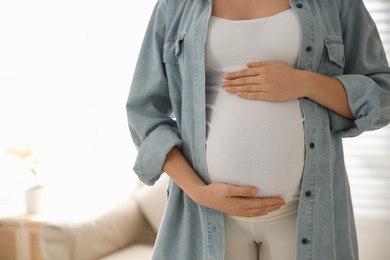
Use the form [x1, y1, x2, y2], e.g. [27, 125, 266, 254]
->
[206, 87, 305, 202]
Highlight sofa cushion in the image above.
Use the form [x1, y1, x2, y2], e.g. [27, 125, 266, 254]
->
[40, 197, 151, 260]
[132, 174, 168, 232]
[99, 244, 153, 260]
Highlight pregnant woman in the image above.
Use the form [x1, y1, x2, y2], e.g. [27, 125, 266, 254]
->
[126, 0, 390, 259]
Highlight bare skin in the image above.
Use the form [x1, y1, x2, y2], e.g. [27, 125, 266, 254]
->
[163, 0, 354, 218]
[222, 61, 354, 119]
[212, 0, 291, 20]
[163, 147, 286, 218]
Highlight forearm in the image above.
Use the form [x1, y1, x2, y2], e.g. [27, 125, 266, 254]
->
[162, 147, 206, 202]
[299, 70, 354, 120]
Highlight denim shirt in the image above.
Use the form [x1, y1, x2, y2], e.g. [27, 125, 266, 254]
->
[126, 0, 390, 259]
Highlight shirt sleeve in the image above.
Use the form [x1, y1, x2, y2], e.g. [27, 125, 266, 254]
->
[329, 0, 390, 138]
[126, 0, 182, 185]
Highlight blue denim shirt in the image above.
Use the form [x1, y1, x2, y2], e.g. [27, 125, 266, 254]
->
[126, 0, 390, 259]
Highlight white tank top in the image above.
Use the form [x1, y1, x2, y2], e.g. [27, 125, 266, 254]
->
[205, 9, 304, 203]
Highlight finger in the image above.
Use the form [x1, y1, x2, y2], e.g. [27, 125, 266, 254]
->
[224, 85, 263, 93]
[226, 197, 285, 217]
[220, 76, 258, 87]
[236, 91, 269, 100]
[247, 60, 277, 68]
[224, 68, 259, 80]
[230, 199, 285, 217]
[227, 185, 259, 197]
[245, 204, 285, 217]
[239, 196, 285, 207]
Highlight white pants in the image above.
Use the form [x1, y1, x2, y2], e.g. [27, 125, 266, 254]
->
[224, 213, 297, 260]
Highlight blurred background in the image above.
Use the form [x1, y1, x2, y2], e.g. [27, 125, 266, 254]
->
[0, 0, 158, 215]
[0, 0, 389, 258]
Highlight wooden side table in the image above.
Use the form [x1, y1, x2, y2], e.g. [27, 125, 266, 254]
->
[0, 202, 47, 260]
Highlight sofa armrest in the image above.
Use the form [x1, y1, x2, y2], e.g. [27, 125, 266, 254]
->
[40, 196, 156, 260]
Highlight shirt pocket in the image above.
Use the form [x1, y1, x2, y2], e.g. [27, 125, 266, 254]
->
[163, 33, 185, 64]
[317, 38, 345, 76]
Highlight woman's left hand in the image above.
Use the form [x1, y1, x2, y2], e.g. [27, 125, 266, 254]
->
[221, 61, 307, 102]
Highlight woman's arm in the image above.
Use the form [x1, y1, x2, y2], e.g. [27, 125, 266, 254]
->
[222, 1, 390, 135]
[127, 0, 183, 186]
[221, 61, 354, 119]
[163, 147, 285, 217]
[299, 69, 354, 119]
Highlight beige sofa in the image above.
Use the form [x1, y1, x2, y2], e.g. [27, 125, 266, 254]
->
[40, 175, 168, 260]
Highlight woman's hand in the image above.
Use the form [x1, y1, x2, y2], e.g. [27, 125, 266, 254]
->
[221, 61, 307, 102]
[192, 182, 285, 217]
[163, 147, 285, 218]
[221, 60, 354, 118]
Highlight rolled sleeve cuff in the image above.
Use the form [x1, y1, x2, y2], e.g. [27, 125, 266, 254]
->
[331, 74, 380, 137]
[133, 126, 182, 185]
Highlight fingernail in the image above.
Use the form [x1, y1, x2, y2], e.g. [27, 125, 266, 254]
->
[251, 189, 258, 195]
[224, 73, 229, 79]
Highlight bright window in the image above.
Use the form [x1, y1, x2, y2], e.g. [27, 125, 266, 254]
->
[345, 0, 390, 220]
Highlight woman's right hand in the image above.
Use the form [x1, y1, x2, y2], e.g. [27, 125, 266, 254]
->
[192, 182, 285, 217]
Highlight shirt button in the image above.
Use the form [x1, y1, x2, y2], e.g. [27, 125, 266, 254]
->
[301, 238, 309, 244]
[296, 3, 303, 8]
[310, 143, 315, 149]
[306, 46, 312, 52]
[305, 191, 312, 197]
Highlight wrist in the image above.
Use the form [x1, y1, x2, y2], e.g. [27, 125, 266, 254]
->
[295, 70, 354, 119]
[186, 181, 207, 204]
[163, 147, 208, 204]
[296, 70, 313, 98]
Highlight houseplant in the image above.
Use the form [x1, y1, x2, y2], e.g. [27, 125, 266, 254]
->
[8, 147, 45, 214]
